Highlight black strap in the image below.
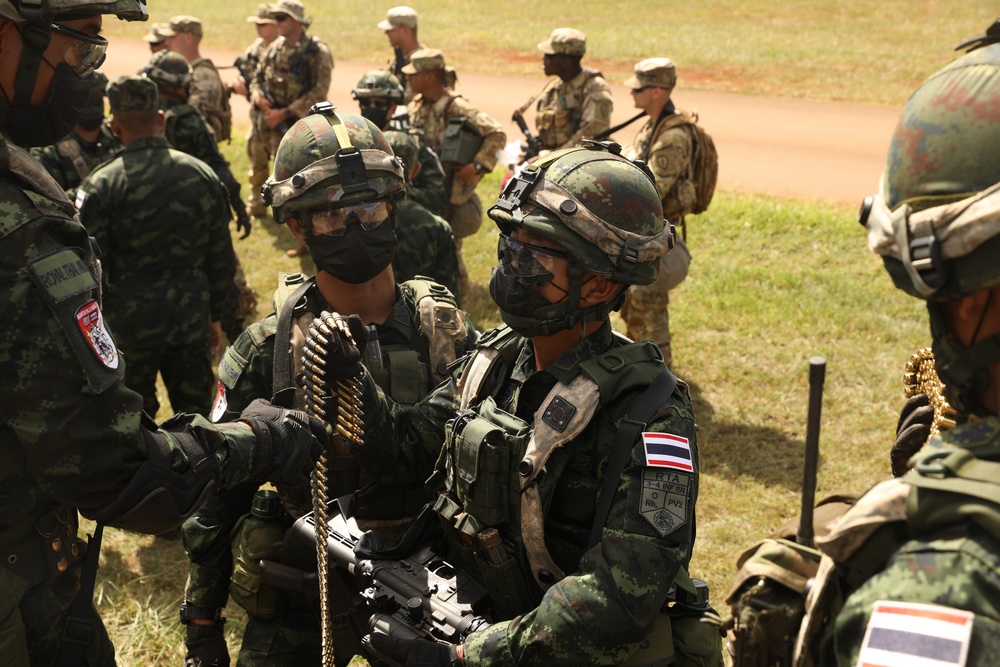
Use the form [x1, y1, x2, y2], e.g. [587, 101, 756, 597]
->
[587, 366, 678, 549]
[271, 279, 315, 406]
[53, 523, 104, 667]
[593, 111, 646, 141]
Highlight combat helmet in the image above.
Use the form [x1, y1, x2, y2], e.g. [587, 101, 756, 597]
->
[862, 29, 1000, 414]
[383, 129, 418, 180]
[351, 70, 404, 103]
[142, 50, 193, 89]
[0, 0, 146, 23]
[262, 103, 405, 225]
[488, 141, 674, 336]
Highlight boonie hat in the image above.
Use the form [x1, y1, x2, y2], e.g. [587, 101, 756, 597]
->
[624, 57, 677, 91]
[537, 28, 587, 57]
[268, 0, 310, 26]
[400, 48, 445, 74]
[107, 76, 159, 112]
[141, 22, 170, 44]
[377, 6, 417, 30]
[247, 4, 276, 24]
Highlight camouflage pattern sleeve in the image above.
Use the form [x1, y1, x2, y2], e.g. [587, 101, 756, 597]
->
[393, 200, 461, 298]
[463, 387, 699, 666]
[559, 75, 613, 150]
[286, 39, 333, 119]
[449, 97, 506, 171]
[203, 171, 236, 323]
[213, 315, 280, 422]
[30, 143, 71, 191]
[648, 124, 696, 219]
[171, 110, 241, 195]
[409, 133, 447, 215]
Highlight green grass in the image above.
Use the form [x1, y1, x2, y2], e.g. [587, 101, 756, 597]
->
[104, 0, 994, 104]
[101, 132, 927, 662]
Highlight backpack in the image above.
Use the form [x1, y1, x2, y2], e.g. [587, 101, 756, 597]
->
[656, 111, 718, 215]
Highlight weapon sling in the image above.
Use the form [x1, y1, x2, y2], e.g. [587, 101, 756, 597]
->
[587, 366, 677, 549]
[53, 523, 104, 667]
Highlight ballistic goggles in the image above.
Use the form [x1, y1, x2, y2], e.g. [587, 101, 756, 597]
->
[305, 199, 391, 237]
[50, 21, 108, 77]
[498, 233, 571, 284]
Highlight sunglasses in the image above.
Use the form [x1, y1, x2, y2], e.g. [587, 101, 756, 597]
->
[274, 14, 290, 22]
[49, 22, 108, 77]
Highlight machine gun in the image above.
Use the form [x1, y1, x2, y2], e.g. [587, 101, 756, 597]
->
[512, 112, 543, 160]
[261, 499, 492, 666]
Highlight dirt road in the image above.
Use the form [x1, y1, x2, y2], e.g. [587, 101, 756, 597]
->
[107, 40, 900, 206]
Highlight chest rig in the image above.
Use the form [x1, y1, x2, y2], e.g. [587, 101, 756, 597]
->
[431, 326, 665, 619]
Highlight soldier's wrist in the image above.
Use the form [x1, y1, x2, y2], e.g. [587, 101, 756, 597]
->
[179, 601, 226, 626]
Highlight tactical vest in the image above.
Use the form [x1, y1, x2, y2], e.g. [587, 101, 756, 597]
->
[430, 325, 665, 616]
[534, 68, 603, 149]
[794, 420, 1000, 667]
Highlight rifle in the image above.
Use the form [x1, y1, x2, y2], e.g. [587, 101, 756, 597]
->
[262, 500, 491, 666]
[393, 45, 406, 80]
[512, 112, 543, 160]
[593, 111, 646, 141]
[232, 56, 254, 101]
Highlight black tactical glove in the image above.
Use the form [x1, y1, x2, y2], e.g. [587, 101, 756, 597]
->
[227, 181, 252, 239]
[184, 623, 230, 667]
[891, 393, 934, 477]
[239, 399, 327, 486]
[368, 633, 462, 667]
[308, 311, 369, 380]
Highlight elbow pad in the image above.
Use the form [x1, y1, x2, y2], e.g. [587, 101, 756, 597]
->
[86, 415, 221, 535]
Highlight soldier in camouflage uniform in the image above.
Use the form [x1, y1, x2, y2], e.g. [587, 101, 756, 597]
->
[620, 58, 696, 366]
[143, 50, 258, 342]
[322, 144, 721, 666]
[789, 28, 1000, 667]
[384, 129, 461, 297]
[179, 107, 478, 667]
[352, 69, 446, 215]
[377, 5, 423, 102]
[250, 0, 332, 257]
[161, 15, 232, 144]
[31, 70, 119, 198]
[77, 76, 236, 418]
[515, 28, 613, 159]
[234, 5, 279, 220]
[0, 4, 326, 664]
[403, 48, 506, 296]
[141, 21, 170, 53]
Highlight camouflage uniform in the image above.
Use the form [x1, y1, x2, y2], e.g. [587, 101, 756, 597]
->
[621, 59, 694, 365]
[190, 57, 231, 143]
[0, 47, 313, 664]
[30, 124, 119, 197]
[183, 279, 477, 665]
[241, 35, 275, 218]
[77, 131, 235, 417]
[393, 199, 461, 298]
[249, 32, 333, 154]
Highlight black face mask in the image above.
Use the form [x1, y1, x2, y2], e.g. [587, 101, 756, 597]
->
[359, 105, 390, 131]
[307, 220, 397, 284]
[1, 64, 94, 148]
[75, 103, 105, 132]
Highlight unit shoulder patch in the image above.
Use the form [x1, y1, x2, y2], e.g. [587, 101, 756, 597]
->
[639, 467, 690, 538]
[29, 248, 96, 304]
[75, 300, 119, 369]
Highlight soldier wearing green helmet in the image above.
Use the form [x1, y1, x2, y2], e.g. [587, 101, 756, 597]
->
[320, 141, 723, 666]
[179, 105, 478, 666]
[0, 2, 328, 665]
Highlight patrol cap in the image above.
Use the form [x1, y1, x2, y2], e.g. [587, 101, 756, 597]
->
[377, 5, 417, 30]
[268, 0, 310, 26]
[107, 75, 158, 112]
[160, 15, 202, 38]
[401, 48, 445, 74]
[624, 57, 677, 91]
[142, 22, 170, 43]
[247, 4, 276, 24]
[537, 28, 587, 57]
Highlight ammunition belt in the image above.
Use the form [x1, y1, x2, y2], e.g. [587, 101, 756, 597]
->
[0, 507, 87, 588]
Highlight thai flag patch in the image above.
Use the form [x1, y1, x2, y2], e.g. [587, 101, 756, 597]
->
[641, 432, 693, 471]
[857, 600, 973, 667]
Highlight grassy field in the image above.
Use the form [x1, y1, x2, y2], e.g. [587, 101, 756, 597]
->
[89, 136, 928, 662]
[103, 0, 994, 104]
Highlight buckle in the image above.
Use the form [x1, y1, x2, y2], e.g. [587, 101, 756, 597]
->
[179, 601, 225, 625]
[908, 234, 947, 291]
[494, 166, 540, 214]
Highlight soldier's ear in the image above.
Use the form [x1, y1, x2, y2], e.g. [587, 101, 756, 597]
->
[582, 274, 623, 306]
[287, 217, 306, 244]
[155, 110, 165, 131]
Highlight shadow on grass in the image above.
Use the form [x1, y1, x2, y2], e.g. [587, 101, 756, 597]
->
[687, 379, 807, 490]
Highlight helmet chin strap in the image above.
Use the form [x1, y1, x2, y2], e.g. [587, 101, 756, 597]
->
[8, 22, 52, 107]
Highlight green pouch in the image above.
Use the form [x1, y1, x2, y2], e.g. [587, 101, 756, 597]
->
[230, 513, 286, 619]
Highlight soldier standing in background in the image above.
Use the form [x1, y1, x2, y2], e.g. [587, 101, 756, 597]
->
[233, 4, 279, 220]
[251, 0, 333, 257]
[384, 129, 461, 297]
[31, 71, 118, 198]
[621, 58, 696, 367]
[142, 21, 170, 54]
[162, 15, 233, 144]
[403, 48, 505, 296]
[77, 76, 236, 418]
[0, 2, 326, 658]
[378, 5, 423, 102]
[352, 69, 446, 215]
[515, 28, 613, 159]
